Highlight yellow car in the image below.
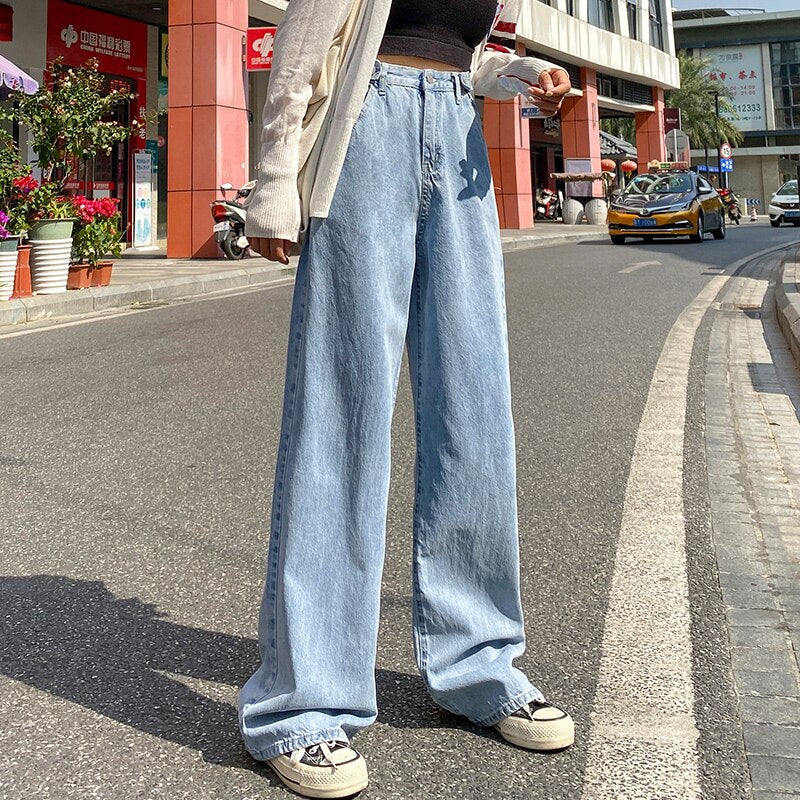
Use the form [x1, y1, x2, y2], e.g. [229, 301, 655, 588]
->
[608, 170, 726, 244]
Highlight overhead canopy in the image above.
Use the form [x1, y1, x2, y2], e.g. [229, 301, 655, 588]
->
[599, 130, 637, 159]
[0, 55, 39, 98]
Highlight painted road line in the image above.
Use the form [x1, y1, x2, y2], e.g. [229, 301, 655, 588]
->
[618, 260, 662, 274]
[580, 275, 727, 800]
[581, 241, 796, 799]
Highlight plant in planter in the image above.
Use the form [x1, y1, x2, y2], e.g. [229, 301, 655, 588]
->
[0, 132, 34, 300]
[70, 195, 124, 288]
[1, 58, 150, 291]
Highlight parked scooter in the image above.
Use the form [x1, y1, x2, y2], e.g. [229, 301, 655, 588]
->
[210, 180, 256, 259]
[535, 187, 561, 221]
[718, 187, 742, 225]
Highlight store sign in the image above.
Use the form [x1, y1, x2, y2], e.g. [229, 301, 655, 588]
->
[664, 107, 681, 134]
[246, 27, 276, 71]
[702, 45, 767, 132]
[47, 0, 148, 78]
[159, 30, 168, 79]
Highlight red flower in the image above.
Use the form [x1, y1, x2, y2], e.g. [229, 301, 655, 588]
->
[13, 175, 39, 195]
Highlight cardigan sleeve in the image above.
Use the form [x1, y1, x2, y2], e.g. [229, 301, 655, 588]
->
[472, 0, 565, 100]
[472, 50, 563, 100]
[245, 0, 351, 242]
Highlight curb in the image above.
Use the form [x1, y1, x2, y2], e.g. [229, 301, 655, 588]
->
[774, 244, 800, 366]
[0, 262, 297, 329]
[0, 230, 604, 329]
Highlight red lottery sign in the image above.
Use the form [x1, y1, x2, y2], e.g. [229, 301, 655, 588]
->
[247, 27, 276, 71]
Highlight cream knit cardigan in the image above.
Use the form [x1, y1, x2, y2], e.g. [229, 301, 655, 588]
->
[245, 0, 559, 243]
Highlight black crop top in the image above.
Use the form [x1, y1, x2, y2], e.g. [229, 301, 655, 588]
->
[379, 0, 498, 71]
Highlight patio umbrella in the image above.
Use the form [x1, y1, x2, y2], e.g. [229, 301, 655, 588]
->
[0, 54, 39, 98]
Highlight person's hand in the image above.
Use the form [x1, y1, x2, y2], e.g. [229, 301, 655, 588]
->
[249, 237, 294, 265]
[528, 68, 571, 117]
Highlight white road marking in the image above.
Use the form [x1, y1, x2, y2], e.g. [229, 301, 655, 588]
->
[618, 260, 662, 274]
[0, 278, 295, 339]
[580, 274, 726, 799]
[582, 240, 797, 799]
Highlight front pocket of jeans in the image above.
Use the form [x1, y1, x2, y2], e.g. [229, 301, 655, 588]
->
[355, 83, 379, 124]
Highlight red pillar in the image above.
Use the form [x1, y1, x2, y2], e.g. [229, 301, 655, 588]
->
[483, 96, 534, 230]
[168, 0, 249, 258]
[560, 68, 603, 197]
[635, 87, 666, 173]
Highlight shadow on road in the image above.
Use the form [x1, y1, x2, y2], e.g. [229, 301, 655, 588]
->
[0, 575, 481, 771]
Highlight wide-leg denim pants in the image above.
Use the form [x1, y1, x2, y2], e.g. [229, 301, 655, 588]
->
[239, 60, 543, 761]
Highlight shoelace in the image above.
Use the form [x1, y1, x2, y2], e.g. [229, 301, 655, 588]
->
[289, 740, 341, 771]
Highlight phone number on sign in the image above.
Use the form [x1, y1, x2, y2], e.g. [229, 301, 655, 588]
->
[733, 103, 762, 113]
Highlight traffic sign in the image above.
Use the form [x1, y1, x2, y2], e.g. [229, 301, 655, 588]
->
[720, 143, 732, 158]
[720, 157, 733, 172]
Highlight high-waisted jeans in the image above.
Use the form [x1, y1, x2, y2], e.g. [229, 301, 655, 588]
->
[239, 60, 543, 761]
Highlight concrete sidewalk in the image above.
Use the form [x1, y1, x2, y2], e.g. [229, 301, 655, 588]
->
[0, 223, 606, 328]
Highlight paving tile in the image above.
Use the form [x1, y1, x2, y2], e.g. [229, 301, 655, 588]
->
[735, 669, 800, 698]
[727, 608, 787, 627]
[732, 647, 796, 672]
[729, 627, 792, 649]
[739, 696, 800, 726]
[749, 756, 800, 792]
[744, 723, 800, 758]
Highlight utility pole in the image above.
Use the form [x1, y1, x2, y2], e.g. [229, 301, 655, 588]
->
[708, 90, 725, 189]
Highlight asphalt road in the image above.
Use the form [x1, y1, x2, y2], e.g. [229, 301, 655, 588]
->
[1, 220, 799, 800]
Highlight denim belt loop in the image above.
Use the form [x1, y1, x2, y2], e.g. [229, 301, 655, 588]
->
[459, 73, 471, 97]
[377, 67, 387, 96]
[453, 73, 462, 104]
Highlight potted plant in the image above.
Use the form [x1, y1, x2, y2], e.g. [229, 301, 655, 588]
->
[0, 132, 33, 300]
[70, 195, 124, 288]
[1, 57, 149, 285]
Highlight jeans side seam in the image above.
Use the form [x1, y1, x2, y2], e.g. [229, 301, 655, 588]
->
[259, 257, 311, 702]
[411, 266, 430, 676]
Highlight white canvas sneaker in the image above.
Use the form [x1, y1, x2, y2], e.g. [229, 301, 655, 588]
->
[269, 740, 368, 798]
[495, 700, 575, 751]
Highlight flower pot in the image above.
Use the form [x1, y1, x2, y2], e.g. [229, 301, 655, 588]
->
[12, 245, 32, 299]
[29, 218, 75, 241]
[90, 260, 113, 287]
[584, 198, 608, 225]
[30, 237, 72, 294]
[0, 236, 20, 301]
[561, 197, 585, 225]
[67, 262, 92, 290]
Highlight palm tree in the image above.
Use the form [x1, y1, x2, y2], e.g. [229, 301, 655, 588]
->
[600, 52, 743, 150]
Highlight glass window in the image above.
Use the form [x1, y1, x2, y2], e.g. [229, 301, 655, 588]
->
[589, 0, 614, 31]
[776, 180, 798, 196]
[648, 0, 663, 50]
[627, 0, 638, 39]
[772, 42, 800, 131]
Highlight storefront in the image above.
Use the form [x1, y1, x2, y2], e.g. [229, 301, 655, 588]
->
[46, 0, 148, 241]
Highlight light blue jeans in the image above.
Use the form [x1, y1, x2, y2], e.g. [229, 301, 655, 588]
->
[239, 60, 543, 761]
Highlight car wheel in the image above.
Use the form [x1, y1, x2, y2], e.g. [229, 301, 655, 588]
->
[770, 218, 782, 228]
[690, 213, 705, 243]
[712, 214, 726, 240]
[611, 235, 626, 245]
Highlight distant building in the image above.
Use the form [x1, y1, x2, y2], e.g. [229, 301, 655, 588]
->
[488, 0, 679, 228]
[673, 9, 800, 207]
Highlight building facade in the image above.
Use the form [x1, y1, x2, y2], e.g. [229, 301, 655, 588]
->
[1, 0, 678, 257]
[674, 9, 800, 208]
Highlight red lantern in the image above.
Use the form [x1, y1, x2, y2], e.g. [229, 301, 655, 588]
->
[621, 159, 638, 173]
[601, 158, 616, 172]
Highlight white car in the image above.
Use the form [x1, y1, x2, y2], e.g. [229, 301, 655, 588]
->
[769, 180, 800, 227]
